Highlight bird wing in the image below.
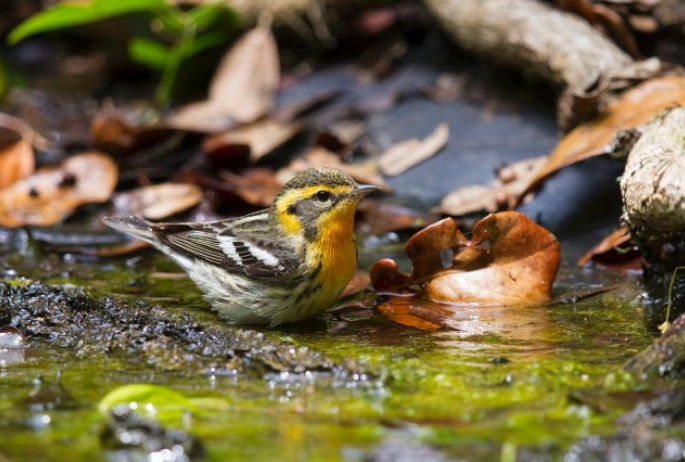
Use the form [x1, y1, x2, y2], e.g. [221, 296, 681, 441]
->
[153, 218, 300, 279]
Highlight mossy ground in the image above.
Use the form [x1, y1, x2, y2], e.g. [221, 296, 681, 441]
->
[0, 246, 667, 461]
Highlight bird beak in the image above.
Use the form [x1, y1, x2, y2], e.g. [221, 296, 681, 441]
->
[353, 183, 382, 196]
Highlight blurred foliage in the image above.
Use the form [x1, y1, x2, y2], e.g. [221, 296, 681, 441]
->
[8, 0, 241, 105]
[0, 58, 6, 98]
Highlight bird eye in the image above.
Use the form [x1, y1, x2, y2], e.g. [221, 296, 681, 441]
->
[315, 190, 331, 203]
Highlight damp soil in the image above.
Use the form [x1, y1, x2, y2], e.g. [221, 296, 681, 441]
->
[0, 244, 684, 461]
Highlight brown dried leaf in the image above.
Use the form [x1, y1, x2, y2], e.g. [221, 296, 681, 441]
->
[218, 168, 283, 208]
[377, 295, 553, 337]
[379, 122, 449, 176]
[278, 147, 390, 191]
[437, 157, 547, 216]
[203, 119, 301, 163]
[170, 26, 279, 132]
[370, 212, 560, 306]
[561, 0, 641, 58]
[577, 226, 643, 271]
[340, 271, 371, 298]
[377, 298, 443, 331]
[90, 111, 179, 155]
[0, 152, 118, 227]
[113, 183, 203, 220]
[521, 76, 685, 199]
[0, 140, 34, 189]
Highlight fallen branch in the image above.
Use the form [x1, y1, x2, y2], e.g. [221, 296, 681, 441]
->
[422, 0, 632, 93]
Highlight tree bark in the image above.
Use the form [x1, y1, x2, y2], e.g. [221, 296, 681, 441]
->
[620, 106, 685, 242]
[422, 0, 632, 93]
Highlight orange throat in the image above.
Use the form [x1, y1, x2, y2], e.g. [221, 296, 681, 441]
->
[310, 206, 357, 301]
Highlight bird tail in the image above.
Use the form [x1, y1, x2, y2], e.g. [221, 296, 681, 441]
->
[103, 216, 157, 244]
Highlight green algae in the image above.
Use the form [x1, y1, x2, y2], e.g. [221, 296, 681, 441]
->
[0, 248, 675, 461]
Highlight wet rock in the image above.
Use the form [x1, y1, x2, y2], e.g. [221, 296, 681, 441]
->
[101, 407, 202, 462]
[564, 390, 685, 462]
[366, 436, 448, 462]
[0, 280, 372, 382]
[626, 312, 685, 378]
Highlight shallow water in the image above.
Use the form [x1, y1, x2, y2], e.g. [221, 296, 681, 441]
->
[0, 247, 659, 461]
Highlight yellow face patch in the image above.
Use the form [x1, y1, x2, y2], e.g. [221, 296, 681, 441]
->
[275, 184, 355, 236]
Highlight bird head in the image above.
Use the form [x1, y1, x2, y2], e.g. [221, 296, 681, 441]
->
[273, 167, 380, 241]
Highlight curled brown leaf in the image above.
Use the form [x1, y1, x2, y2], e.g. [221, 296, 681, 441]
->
[0, 152, 117, 227]
[370, 211, 560, 306]
[520, 76, 685, 201]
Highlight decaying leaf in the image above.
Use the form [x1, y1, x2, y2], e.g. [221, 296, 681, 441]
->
[90, 110, 179, 155]
[0, 152, 118, 227]
[170, 26, 279, 133]
[577, 226, 642, 271]
[377, 296, 552, 337]
[203, 119, 301, 163]
[379, 122, 449, 176]
[377, 298, 442, 331]
[218, 169, 283, 208]
[520, 76, 685, 200]
[0, 139, 34, 189]
[278, 147, 390, 191]
[436, 156, 547, 216]
[340, 271, 371, 298]
[370, 212, 560, 306]
[113, 183, 203, 220]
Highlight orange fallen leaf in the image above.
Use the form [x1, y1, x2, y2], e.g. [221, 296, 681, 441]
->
[377, 297, 442, 331]
[376, 296, 553, 337]
[370, 211, 560, 306]
[520, 76, 685, 199]
[112, 183, 203, 220]
[0, 152, 118, 227]
[170, 26, 279, 132]
[577, 226, 643, 271]
[0, 139, 34, 189]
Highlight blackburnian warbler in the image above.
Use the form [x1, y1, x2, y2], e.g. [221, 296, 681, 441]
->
[104, 167, 380, 326]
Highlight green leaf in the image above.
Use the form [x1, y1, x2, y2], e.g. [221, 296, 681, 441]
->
[0, 59, 6, 99]
[98, 384, 230, 426]
[98, 384, 197, 427]
[185, 3, 225, 31]
[185, 30, 230, 57]
[8, 0, 165, 44]
[128, 36, 170, 71]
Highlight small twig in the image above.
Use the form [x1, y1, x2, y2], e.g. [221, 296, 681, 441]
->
[659, 265, 685, 333]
